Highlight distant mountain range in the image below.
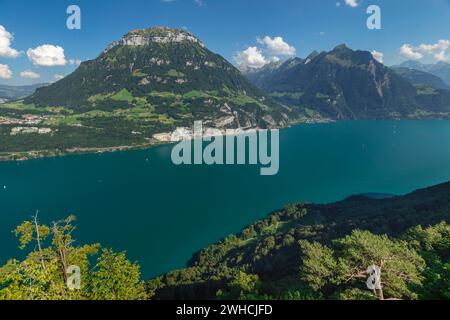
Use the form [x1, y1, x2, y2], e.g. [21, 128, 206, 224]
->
[244, 45, 450, 120]
[0, 83, 48, 102]
[393, 60, 450, 85]
[391, 67, 450, 90]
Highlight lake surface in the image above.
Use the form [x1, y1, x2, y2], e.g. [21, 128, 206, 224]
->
[2, 120, 450, 279]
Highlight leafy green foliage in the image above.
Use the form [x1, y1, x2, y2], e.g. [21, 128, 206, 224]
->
[300, 230, 425, 300]
[0, 216, 147, 300]
[402, 222, 450, 299]
[298, 241, 336, 291]
[89, 249, 147, 300]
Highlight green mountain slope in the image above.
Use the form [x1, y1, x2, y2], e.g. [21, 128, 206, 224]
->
[27, 27, 287, 129]
[149, 181, 450, 300]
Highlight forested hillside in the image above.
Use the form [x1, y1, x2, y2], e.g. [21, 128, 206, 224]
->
[148, 182, 450, 300]
[0, 215, 147, 300]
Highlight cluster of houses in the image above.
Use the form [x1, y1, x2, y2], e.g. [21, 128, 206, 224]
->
[0, 114, 53, 136]
[10, 127, 53, 136]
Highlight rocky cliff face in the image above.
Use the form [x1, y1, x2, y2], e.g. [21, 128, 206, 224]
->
[104, 27, 205, 53]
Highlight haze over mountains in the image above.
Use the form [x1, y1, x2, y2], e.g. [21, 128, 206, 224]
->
[0, 83, 48, 102]
[394, 60, 450, 86]
[391, 67, 450, 90]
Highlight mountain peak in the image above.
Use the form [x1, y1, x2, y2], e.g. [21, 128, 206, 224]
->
[333, 44, 350, 51]
[304, 51, 320, 64]
[105, 26, 205, 52]
[127, 26, 192, 37]
[306, 50, 320, 60]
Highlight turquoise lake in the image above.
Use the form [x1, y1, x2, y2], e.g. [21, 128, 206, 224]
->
[2, 120, 450, 279]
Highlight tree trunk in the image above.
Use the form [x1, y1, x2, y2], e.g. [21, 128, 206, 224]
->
[377, 287, 384, 300]
[33, 212, 46, 270]
[52, 224, 68, 282]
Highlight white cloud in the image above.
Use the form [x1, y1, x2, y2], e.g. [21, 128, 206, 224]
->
[258, 36, 296, 56]
[0, 25, 20, 58]
[371, 50, 384, 63]
[20, 70, 40, 79]
[54, 74, 65, 81]
[434, 51, 450, 63]
[418, 40, 450, 54]
[270, 56, 281, 63]
[344, 0, 359, 7]
[234, 46, 268, 69]
[68, 58, 82, 65]
[0, 64, 13, 79]
[27, 45, 67, 66]
[400, 40, 450, 62]
[235, 35, 296, 70]
[400, 44, 423, 61]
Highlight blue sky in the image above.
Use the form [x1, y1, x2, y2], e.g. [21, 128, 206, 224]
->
[0, 0, 450, 85]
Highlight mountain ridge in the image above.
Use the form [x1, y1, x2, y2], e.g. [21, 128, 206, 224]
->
[245, 45, 450, 120]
